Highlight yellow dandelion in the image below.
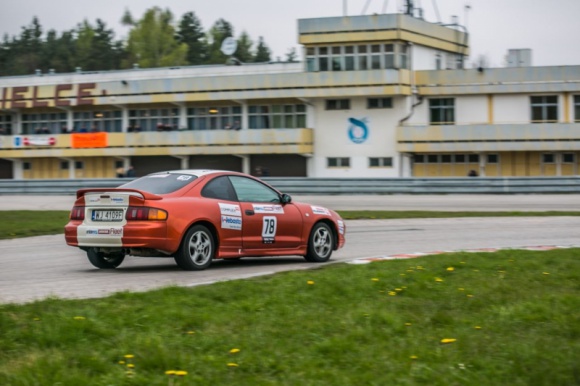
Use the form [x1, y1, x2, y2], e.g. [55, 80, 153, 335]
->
[435, 277, 444, 282]
[371, 278, 379, 281]
[73, 316, 85, 320]
[400, 273, 406, 276]
[227, 363, 239, 367]
[405, 323, 412, 326]
[395, 288, 403, 292]
[410, 355, 418, 359]
[467, 294, 474, 298]
[472, 269, 479, 272]
[447, 267, 454, 271]
[474, 326, 482, 330]
[187, 331, 195, 334]
[402, 286, 407, 289]
[388, 291, 397, 296]
[307, 280, 315, 285]
[118, 361, 126, 365]
[543, 272, 550, 275]
[440, 338, 457, 344]
[229, 348, 241, 354]
[165, 370, 176, 375]
[458, 288, 465, 291]
[175, 370, 188, 376]
[127, 364, 135, 369]
[33, 317, 40, 321]
[406, 269, 414, 272]
[125, 370, 134, 376]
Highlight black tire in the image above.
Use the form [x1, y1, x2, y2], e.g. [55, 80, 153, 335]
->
[87, 248, 125, 269]
[304, 222, 334, 262]
[174, 225, 215, 271]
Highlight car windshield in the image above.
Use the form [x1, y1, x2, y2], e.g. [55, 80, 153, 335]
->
[119, 173, 198, 194]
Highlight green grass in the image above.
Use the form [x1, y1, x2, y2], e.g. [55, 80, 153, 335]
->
[2, 210, 580, 239]
[1, 249, 579, 385]
[0, 211, 70, 239]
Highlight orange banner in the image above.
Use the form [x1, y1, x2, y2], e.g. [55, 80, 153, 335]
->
[71, 132, 108, 148]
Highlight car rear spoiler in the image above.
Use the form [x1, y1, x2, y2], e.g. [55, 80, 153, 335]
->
[76, 188, 163, 200]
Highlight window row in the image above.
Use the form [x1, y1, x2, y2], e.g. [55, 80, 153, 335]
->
[327, 157, 393, 168]
[429, 95, 580, 125]
[413, 153, 576, 164]
[326, 97, 393, 111]
[306, 43, 409, 72]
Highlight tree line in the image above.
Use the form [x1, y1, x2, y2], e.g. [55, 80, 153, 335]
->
[0, 7, 298, 77]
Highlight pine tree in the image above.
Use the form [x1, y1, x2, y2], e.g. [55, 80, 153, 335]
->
[176, 11, 207, 65]
[254, 36, 271, 63]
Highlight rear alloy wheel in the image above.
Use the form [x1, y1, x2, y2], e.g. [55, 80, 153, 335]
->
[174, 225, 215, 271]
[304, 222, 334, 262]
[87, 248, 125, 269]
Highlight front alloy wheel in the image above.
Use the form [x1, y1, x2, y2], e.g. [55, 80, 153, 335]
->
[304, 222, 334, 262]
[174, 225, 215, 271]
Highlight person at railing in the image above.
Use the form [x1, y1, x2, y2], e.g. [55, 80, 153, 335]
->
[125, 165, 136, 177]
[468, 169, 478, 177]
[231, 120, 241, 130]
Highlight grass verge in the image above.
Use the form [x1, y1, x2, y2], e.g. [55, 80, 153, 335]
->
[1, 249, 579, 385]
[2, 210, 580, 239]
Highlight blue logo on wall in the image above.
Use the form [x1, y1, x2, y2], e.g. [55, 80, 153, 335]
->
[14, 136, 22, 147]
[348, 118, 369, 144]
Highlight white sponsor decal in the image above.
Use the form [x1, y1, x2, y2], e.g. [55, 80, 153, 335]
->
[311, 206, 331, 216]
[177, 175, 192, 181]
[86, 196, 101, 203]
[85, 227, 123, 236]
[338, 220, 345, 235]
[148, 174, 170, 178]
[262, 216, 277, 244]
[253, 204, 284, 214]
[23, 136, 57, 146]
[219, 203, 242, 217]
[221, 215, 242, 230]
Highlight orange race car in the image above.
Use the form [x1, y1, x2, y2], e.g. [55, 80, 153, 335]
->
[64, 170, 346, 270]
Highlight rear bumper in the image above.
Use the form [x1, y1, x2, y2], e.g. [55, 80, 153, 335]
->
[65, 221, 177, 252]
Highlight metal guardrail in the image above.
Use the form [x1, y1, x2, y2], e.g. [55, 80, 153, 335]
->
[0, 177, 579, 195]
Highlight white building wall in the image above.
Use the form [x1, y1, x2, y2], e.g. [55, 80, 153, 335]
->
[310, 96, 407, 177]
[412, 45, 441, 70]
[456, 95, 489, 124]
[493, 95, 532, 124]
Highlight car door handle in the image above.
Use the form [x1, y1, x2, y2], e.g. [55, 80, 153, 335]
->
[245, 209, 255, 216]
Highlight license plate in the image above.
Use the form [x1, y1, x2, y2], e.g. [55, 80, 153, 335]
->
[92, 210, 124, 222]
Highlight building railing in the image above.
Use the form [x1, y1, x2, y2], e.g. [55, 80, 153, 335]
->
[0, 129, 314, 157]
[397, 123, 580, 152]
[0, 177, 578, 195]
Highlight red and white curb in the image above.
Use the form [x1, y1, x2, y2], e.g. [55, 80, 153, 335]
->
[348, 245, 580, 265]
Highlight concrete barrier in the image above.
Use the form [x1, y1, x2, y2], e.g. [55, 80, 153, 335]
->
[0, 176, 579, 195]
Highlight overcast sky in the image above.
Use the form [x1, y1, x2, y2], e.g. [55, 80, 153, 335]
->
[1, 0, 579, 68]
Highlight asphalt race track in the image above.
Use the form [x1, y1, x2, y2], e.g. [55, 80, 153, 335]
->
[1, 195, 579, 303]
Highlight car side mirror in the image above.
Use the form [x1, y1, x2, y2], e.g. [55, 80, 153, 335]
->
[280, 193, 292, 204]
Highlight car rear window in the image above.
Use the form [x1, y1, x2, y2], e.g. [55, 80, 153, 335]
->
[119, 173, 198, 194]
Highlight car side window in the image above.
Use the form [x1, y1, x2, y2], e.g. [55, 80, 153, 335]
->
[228, 176, 280, 203]
[201, 176, 238, 201]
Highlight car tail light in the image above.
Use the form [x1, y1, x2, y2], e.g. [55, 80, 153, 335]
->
[126, 207, 168, 221]
[70, 206, 85, 220]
